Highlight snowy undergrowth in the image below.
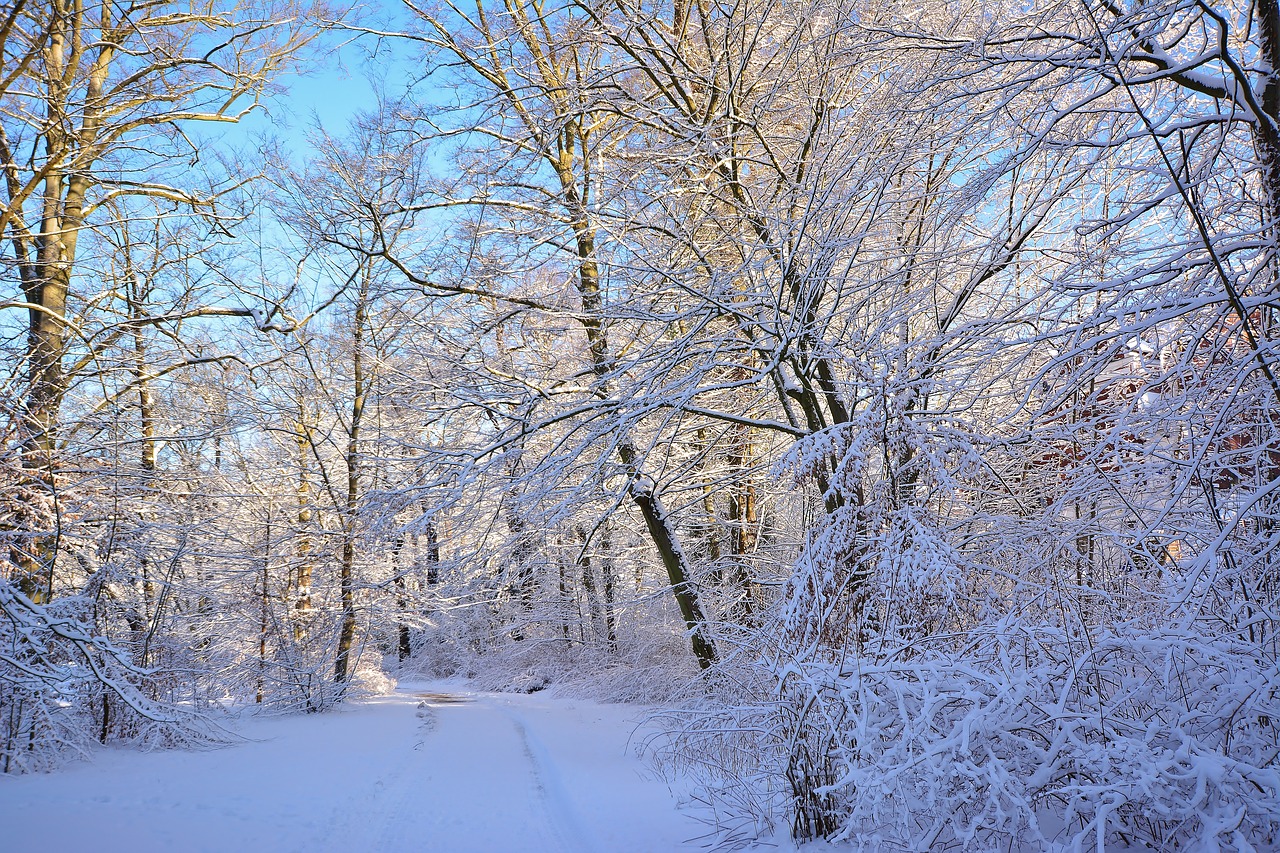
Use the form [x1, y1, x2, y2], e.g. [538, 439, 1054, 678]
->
[792, 626, 1279, 851]
[396, 611, 702, 704]
[348, 661, 398, 698]
[635, 378, 1277, 851]
[648, 419, 1280, 851]
[0, 581, 233, 774]
[656, 622, 1280, 852]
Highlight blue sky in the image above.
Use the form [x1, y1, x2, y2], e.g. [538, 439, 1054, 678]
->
[203, 23, 425, 164]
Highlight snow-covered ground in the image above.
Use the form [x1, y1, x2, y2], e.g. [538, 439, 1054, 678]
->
[0, 683, 749, 853]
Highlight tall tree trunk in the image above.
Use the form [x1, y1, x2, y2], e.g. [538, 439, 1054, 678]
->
[11, 7, 117, 602]
[425, 522, 440, 585]
[558, 541, 573, 643]
[504, 492, 537, 640]
[258, 515, 271, 704]
[334, 268, 369, 685]
[293, 400, 314, 642]
[126, 242, 159, 621]
[569, 222, 717, 669]
[392, 536, 412, 662]
[726, 428, 757, 623]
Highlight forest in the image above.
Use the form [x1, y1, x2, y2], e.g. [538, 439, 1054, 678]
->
[2, 0, 1279, 849]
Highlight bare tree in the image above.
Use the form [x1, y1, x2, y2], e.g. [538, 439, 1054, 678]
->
[0, 0, 321, 597]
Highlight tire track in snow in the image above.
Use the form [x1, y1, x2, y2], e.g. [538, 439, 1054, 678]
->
[355, 691, 591, 853]
[495, 702, 596, 853]
[320, 696, 426, 853]
[318, 701, 420, 853]
[363, 699, 440, 853]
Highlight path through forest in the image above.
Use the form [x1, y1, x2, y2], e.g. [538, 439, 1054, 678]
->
[0, 684, 717, 852]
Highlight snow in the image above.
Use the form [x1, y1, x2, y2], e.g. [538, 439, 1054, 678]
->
[0, 683, 720, 853]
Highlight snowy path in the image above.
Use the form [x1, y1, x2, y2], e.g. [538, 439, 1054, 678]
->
[0, 685, 709, 853]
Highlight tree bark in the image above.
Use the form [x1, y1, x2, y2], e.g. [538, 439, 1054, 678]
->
[334, 267, 369, 685]
[293, 400, 315, 642]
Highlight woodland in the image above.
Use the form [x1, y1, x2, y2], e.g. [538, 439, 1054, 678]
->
[2, 0, 1280, 849]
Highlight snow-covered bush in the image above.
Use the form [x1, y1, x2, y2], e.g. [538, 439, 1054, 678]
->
[768, 624, 1280, 851]
[348, 662, 398, 697]
[661, 353, 1280, 850]
[0, 579, 229, 774]
[659, 596, 1280, 851]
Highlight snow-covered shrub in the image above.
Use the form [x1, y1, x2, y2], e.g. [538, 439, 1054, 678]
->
[451, 620, 700, 701]
[348, 662, 398, 697]
[0, 580, 229, 773]
[645, 695, 790, 847]
[660, 363, 1280, 850]
[761, 495, 1280, 850]
[660, 607, 1279, 851]
[764, 623, 1280, 851]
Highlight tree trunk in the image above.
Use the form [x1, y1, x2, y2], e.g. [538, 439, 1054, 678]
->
[576, 526, 606, 646]
[392, 536, 412, 662]
[425, 522, 440, 585]
[569, 222, 718, 669]
[334, 268, 369, 685]
[294, 400, 315, 636]
[600, 526, 618, 654]
[726, 428, 757, 623]
[258, 516, 271, 704]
